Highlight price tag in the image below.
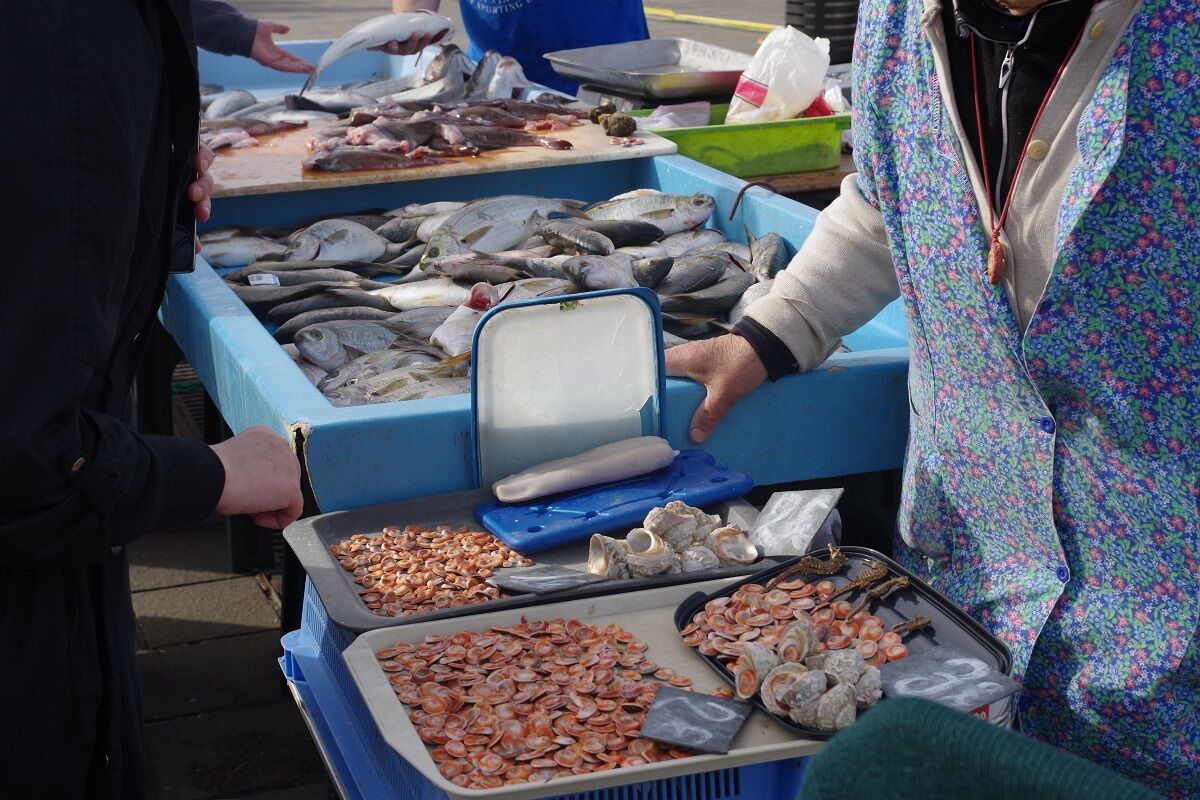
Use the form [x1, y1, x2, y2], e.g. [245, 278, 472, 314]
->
[880, 644, 1018, 713]
[640, 686, 752, 754]
[247, 273, 281, 286]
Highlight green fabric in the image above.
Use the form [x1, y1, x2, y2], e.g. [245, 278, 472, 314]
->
[798, 698, 1162, 800]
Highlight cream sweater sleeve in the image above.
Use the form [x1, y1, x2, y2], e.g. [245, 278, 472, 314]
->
[743, 173, 900, 371]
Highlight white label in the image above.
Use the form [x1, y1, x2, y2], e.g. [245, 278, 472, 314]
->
[248, 273, 281, 286]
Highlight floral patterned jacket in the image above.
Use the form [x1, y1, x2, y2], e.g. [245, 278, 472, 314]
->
[853, 0, 1199, 794]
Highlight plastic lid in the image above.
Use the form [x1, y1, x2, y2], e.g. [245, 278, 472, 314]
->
[471, 288, 666, 487]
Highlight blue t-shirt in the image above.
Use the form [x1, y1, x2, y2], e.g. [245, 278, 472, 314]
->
[460, 0, 650, 95]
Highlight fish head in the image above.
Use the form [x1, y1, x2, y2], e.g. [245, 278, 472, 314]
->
[285, 234, 321, 261]
[294, 325, 346, 371]
[675, 193, 717, 229]
[466, 282, 500, 311]
[420, 231, 465, 265]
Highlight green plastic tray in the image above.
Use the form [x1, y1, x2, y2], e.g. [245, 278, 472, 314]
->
[629, 104, 850, 178]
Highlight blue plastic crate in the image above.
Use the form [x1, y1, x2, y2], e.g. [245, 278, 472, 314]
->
[282, 580, 809, 800]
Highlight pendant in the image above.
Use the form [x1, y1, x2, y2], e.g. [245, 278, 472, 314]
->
[987, 238, 1006, 285]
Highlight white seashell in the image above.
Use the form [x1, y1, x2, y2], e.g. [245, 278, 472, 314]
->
[788, 695, 822, 728]
[643, 506, 698, 550]
[781, 669, 827, 708]
[706, 526, 758, 565]
[735, 643, 780, 699]
[626, 528, 669, 557]
[854, 666, 882, 709]
[587, 534, 630, 579]
[822, 650, 866, 687]
[815, 683, 857, 731]
[758, 662, 807, 714]
[679, 545, 721, 573]
[625, 550, 677, 577]
[777, 619, 817, 663]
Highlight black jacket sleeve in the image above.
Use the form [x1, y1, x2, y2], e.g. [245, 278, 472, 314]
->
[191, 0, 258, 57]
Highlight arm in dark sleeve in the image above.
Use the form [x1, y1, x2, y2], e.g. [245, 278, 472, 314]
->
[191, 0, 257, 57]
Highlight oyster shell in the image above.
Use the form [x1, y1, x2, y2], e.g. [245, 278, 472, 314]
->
[679, 545, 721, 573]
[781, 669, 827, 708]
[706, 527, 758, 566]
[776, 619, 817, 663]
[815, 683, 857, 731]
[587, 534, 630, 579]
[626, 528, 670, 557]
[642, 506, 698, 551]
[854, 665, 882, 709]
[734, 642, 780, 699]
[625, 550, 677, 577]
[758, 662, 807, 714]
[822, 650, 866, 687]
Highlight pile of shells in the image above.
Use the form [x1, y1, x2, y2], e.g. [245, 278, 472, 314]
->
[375, 619, 695, 789]
[330, 525, 533, 617]
[587, 501, 758, 580]
[680, 568, 930, 732]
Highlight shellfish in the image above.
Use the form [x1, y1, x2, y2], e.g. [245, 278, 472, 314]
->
[854, 665, 882, 709]
[587, 534, 630, 579]
[758, 662, 808, 715]
[734, 642, 780, 699]
[815, 683, 857, 731]
[776, 619, 817, 663]
[626, 528, 669, 557]
[625, 550, 677, 577]
[642, 506, 698, 551]
[663, 500, 722, 543]
[678, 545, 721, 573]
[821, 650, 866, 687]
[781, 668, 828, 709]
[706, 527, 758, 566]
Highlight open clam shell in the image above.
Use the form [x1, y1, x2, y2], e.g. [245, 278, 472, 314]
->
[706, 526, 758, 566]
[587, 534, 630, 579]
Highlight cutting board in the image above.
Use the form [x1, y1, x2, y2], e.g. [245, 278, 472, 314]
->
[210, 122, 676, 198]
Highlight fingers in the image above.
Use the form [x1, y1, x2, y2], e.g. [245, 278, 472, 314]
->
[664, 339, 711, 379]
[270, 47, 315, 74]
[266, 21, 289, 34]
[189, 172, 214, 221]
[196, 145, 214, 175]
[689, 382, 737, 444]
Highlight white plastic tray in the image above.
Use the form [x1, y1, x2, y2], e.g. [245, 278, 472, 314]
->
[342, 579, 824, 800]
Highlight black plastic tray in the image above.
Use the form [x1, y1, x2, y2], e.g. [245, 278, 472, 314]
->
[284, 488, 776, 633]
[673, 546, 1013, 739]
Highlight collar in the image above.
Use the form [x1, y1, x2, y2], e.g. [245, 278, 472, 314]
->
[951, 0, 1091, 46]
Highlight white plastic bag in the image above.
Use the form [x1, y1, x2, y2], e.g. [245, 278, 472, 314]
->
[727, 26, 830, 124]
[749, 488, 843, 556]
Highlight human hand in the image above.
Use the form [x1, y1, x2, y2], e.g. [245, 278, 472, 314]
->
[210, 426, 304, 529]
[665, 335, 768, 444]
[190, 145, 214, 254]
[370, 29, 448, 56]
[250, 21, 314, 74]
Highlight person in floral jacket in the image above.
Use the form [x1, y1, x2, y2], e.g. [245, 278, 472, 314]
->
[669, 0, 1198, 795]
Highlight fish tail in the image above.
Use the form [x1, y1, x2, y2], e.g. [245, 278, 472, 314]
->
[433, 351, 471, 374]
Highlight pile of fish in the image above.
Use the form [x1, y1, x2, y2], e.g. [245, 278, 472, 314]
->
[587, 501, 759, 580]
[201, 189, 788, 406]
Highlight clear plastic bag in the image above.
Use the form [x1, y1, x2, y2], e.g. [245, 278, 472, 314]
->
[727, 26, 830, 124]
[749, 488, 843, 556]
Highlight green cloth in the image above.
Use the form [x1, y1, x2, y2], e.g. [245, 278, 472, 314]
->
[798, 698, 1162, 800]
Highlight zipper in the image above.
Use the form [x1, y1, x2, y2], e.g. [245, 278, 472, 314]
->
[994, 48, 1015, 209]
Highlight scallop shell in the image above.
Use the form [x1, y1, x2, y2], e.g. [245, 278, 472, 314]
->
[781, 669, 827, 708]
[788, 695, 821, 728]
[642, 507, 697, 550]
[758, 662, 807, 714]
[626, 528, 670, 557]
[625, 550, 677, 577]
[734, 642, 780, 699]
[822, 650, 866, 687]
[587, 534, 630, 579]
[706, 527, 758, 566]
[776, 619, 817, 663]
[854, 665, 882, 709]
[815, 683, 857, 731]
[679, 545, 721, 573]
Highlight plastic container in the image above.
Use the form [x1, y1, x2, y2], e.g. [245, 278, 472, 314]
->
[629, 106, 850, 178]
[674, 547, 1015, 739]
[340, 578, 822, 800]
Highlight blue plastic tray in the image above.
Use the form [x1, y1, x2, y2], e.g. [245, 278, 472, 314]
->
[282, 579, 810, 800]
[476, 449, 753, 552]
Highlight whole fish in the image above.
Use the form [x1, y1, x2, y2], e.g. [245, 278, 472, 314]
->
[302, 12, 456, 94]
[202, 129, 258, 151]
[272, 306, 396, 344]
[496, 277, 577, 302]
[261, 109, 339, 125]
[537, 221, 614, 255]
[375, 376, 471, 403]
[660, 228, 726, 257]
[576, 219, 664, 248]
[659, 273, 756, 315]
[447, 104, 525, 129]
[303, 147, 445, 172]
[229, 280, 359, 316]
[205, 89, 257, 119]
[319, 346, 444, 393]
[747, 229, 788, 281]
[655, 251, 728, 295]
[391, 201, 466, 219]
[422, 196, 585, 262]
[285, 219, 389, 262]
[485, 56, 533, 100]
[632, 256, 673, 289]
[200, 118, 304, 137]
[416, 211, 455, 243]
[375, 216, 423, 244]
[200, 224, 292, 242]
[370, 277, 472, 311]
[202, 237, 288, 268]
[617, 243, 670, 260]
[697, 241, 753, 263]
[237, 267, 364, 286]
[388, 243, 427, 269]
[728, 280, 772, 326]
[562, 254, 638, 290]
[295, 319, 425, 372]
[584, 192, 716, 236]
[483, 99, 590, 121]
[265, 287, 397, 324]
[327, 355, 470, 406]
[464, 50, 503, 102]
[281, 344, 327, 386]
[290, 212, 393, 231]
[431, 283, 501, 356]
[223, 259, 396, 282]
[384, 69, 466, 104]
[286, 88, 375, 114]
[454, 125, 571, 151]
[383, 305, 457, 340]
[430, 252, 570, 283]
[662, 312, 731, 340]
[358, 44, 469, 98]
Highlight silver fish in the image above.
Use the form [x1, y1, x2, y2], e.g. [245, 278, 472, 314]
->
[262, 109, 338, 125]
[285, 219, 389, 262]
[537, 221, 614, 255]
[383, 69, 466, 104]
[223, 259, 396, 282]
[660, 273, 757, 315]
[229, 280, 360, 316]
[281, 344, 327, 386]
[416, 212, 455, 243]
[374, 216, 423, 244]
[205, 89, 257, 119]
[464, 50, 503, 102]
[747, 229, 788, 281]
[302, 12, 456, 94]
[382, 305, 457, 340]
[632, 256, 673, 289]
[562, 254, 638, 290]
[272, 306, 396, 344]
[318, 341, 445, 392]
[728, 280, 772, 326]
[391, 201, 466, 219]
[431, 283, 500, 356]
[660, 228, 726, 257]
[238, 267, 364, 286]
[294, 319, 423, 372]
[486, 56, 533, 100]
[585, 192, 715, 236]
[358, 44, 468, 98]
[655, 251, 728, 295]
[265, 287, 397, 324]
[370, 278, 472, 311]
[575, 219, 665, 248]
[202, 237, 287, 268]
[617, 243, 670, 260]
[422, 196, 585, 263]
[327, 355, 470, 406]
[697, 241, 754, 263]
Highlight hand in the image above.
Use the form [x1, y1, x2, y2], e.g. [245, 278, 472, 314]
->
[249, 21, 314, 74]
[370, 30, 448, 56]
[189, 145, 214, 253]
[210, 426, 304, 529]
[665, 335, 768, 444]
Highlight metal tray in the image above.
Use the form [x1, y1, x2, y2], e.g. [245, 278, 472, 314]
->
[673, 547, 1015, 739]
[544, 38, 751, 99]
[342, 579, 825, 800]
[284, 488, 773, 633]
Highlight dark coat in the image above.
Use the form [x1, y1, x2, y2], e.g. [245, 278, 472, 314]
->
[0, 1, 225, 796]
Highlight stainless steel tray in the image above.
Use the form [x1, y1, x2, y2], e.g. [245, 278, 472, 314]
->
[343, 579, 824, 800]
[545, 39, 751, 99]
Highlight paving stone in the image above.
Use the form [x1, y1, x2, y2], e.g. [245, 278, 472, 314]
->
[129, 523, 232, 592]
[145, 700, 325, 800]
[137, 631, 284, 723]
[133, 577, 278, 649]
